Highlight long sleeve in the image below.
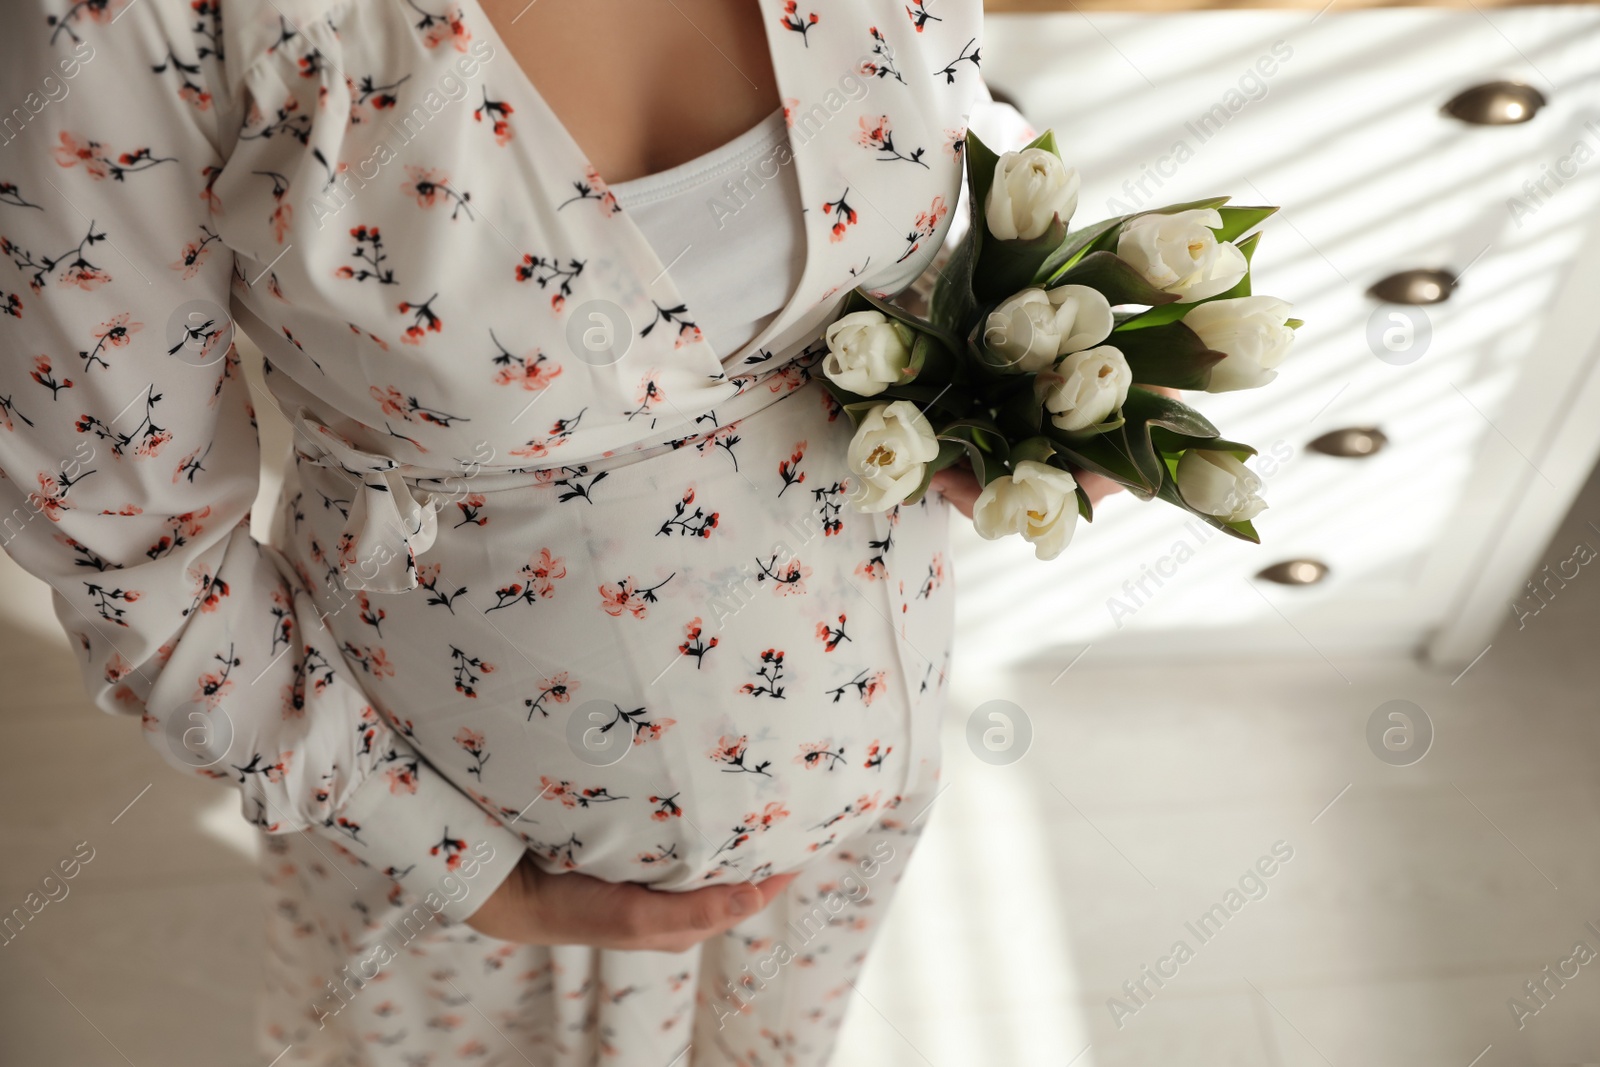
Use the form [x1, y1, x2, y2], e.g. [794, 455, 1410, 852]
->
[0, 0, 522, 921]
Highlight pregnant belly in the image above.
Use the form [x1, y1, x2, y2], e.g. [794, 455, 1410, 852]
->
[282, 376, 957, 888]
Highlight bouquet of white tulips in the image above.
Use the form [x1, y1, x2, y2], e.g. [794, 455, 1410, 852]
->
[820, 128, 1300, 560]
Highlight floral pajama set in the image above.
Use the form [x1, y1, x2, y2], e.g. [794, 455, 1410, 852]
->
[0, 0, 1031, 1063]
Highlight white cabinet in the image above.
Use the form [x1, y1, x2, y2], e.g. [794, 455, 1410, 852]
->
[959, 7, 1600, 673]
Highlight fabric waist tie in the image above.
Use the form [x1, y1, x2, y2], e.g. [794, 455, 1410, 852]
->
[288, 406, 449, 594]
[285, 345, 826, 595]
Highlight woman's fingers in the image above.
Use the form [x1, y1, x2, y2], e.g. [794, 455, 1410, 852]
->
[754, 871, 800, 904]
[532, 866, 799, 952]
[928, 459, 1130, 514]
[1072, 468, 1125, 508]
[929, 464, 980, 518]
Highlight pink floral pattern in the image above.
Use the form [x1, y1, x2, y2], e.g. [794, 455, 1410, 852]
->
[0, 0, 1030, 1063]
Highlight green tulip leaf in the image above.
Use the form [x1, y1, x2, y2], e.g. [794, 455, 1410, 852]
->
[1153, 434, 1258, 460]
[1123, 385, 1221, 440]
[850, 287, 966, 355]
[1009, 435, 1058, 467]
[928, 229, 978, 335]
[1023, 128, 1061, 156]
[1036, 216, 1127, 285]
[1075, 479, 1095, 522]
[835, 397, 884, 430]
[935, 422, 1008, 486]
[1051, 426, 1161, 497]
[975, 215, 1071, 302]
[1213, 205, 1277, 243]
[1109, 321, 1228, 389]
[902, 438, 966, 507]
[1050, 250, 1183, 308]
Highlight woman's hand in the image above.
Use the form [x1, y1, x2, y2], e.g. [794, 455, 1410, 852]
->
[466, 851, 798, 952]
[931, 462, 1123, 518]
[929, 386, 1182, 520]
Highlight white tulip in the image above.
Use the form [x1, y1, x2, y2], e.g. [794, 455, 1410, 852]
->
[1183, 295, 1295, 392]
[822, 310, 915, 397]
[1037, 345, 1132, 433]
[1175, 449, 1267, 522]
[972, 460, 1080, 561]
[1117, 208, 1248, 303]
[983, 284, 1113, 372]
[846, 399, 942, 513]
[985, 147, 1081, 241]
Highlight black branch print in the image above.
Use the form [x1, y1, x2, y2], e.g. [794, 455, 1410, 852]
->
[713, 801, 789, 856]
[485, 548, 566, 611]
[555, 166, 619, 214]
[816, 613, 850, 652]
[778, 441, 807, 496]
[810, 481, 847, 536]
[3, 222, 111, 292]
[935, 37, 982, 84]
[551, 465, 608, 504]
[599, 572, 674, 618]
[825, 668, 888, 706]
[777, 1, 819, 45]
[857, 115, 928, 168]
[336, 225, 398, 285]
[416, 563, 467, 613]
[489, 328, 562, 391]
[83, 578, 140, 626]
[524, 671, 576, 720]
[239, 95, 313, 146]
[796, 741, 846, 770]
[738, 647, 787, 699]
[448, 645, 495, 698]
[656, 488, 719, 538]
[709, 735, 772, 777]
[906, 0, 942, 32]
[151, 48, 210, 110]
[349, 72, 411, 122]
[638, 301, 702, 348]
[754, 553, 810, 595]
[403, 165, 473, 220]
[52, 131, 176, 181]
[540, 775, 630, 809]
[860, 27, 904, 83]
[822, 188, 859, 243]
[514, 253, 584, 313]
[472, 87, 515, 146]
[678, 617, 718, 668]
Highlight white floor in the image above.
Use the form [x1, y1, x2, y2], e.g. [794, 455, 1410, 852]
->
[839, 463, 1600, 1066]
[3, 459, 1599, 1067]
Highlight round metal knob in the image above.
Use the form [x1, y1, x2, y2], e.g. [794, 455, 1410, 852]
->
[1442, 81, 1546, 125]
[1367, 269, 1456, 305]
[1256, 559, 1330, 586]
[1308, 427, 1388, 458]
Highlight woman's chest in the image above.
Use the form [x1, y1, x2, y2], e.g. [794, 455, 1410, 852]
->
[211, 0, 985, 469]
[477, 0, 784, 186]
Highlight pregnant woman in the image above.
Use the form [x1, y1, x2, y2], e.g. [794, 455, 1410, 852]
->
[0, 0, 1051, 1062]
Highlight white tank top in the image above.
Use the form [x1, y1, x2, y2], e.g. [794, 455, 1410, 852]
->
[608, 107, 803, 359]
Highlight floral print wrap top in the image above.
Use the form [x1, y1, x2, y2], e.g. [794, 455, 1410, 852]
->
[0, 0, 1015, 920]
